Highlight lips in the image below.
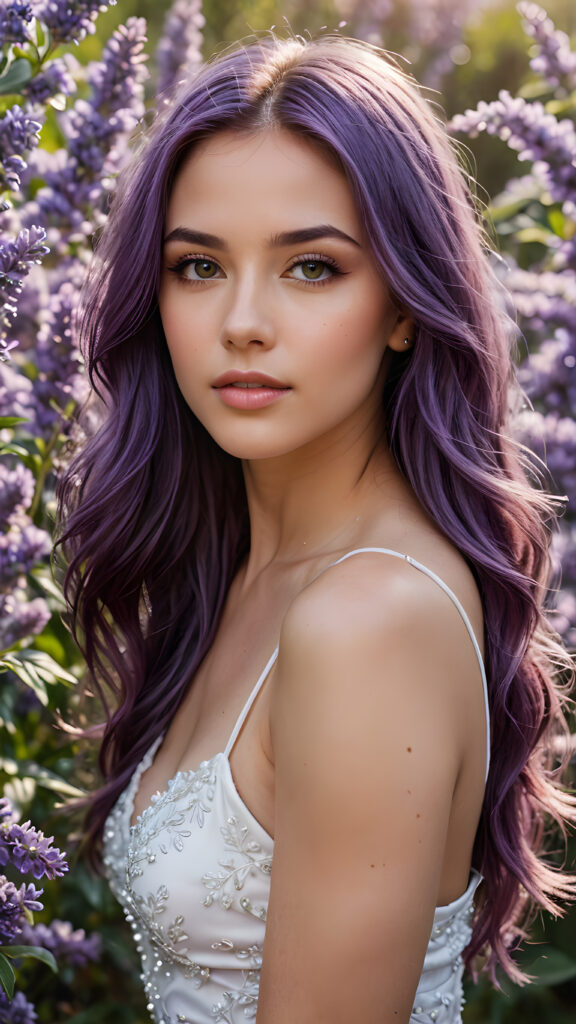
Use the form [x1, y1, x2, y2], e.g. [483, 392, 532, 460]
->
[212, 370, 290, 389]
[212, 371, 292, 410]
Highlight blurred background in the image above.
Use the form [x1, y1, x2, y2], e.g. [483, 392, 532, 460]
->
[0, 0, 575, 1021]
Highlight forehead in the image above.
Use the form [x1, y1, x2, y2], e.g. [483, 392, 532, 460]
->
[165, 128, 361, 237]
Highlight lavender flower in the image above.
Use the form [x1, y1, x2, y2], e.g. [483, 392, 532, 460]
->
[22, 55, 79, 105]
[0, 591, 50, 649]
[33, 0, 117, 44]
[518, 1, 576, 91]
[156, 0, 204, 97]
[19, 919, 101, 967]
[91, 15, 148, 112]
[519, 328, 576, 414]
[0, 875, 43, 943]
[0, 2, 33, 45]
[0, 988, 37, 1024]
[558, 233, 576, 273]
[503, 267, 576, 334]
[514, 408, 576, 507]
[32, 274, 87, 431]
[450, 92, 576, 214]
[0, 361, 34, 420]
[0, 523, 51, 587]
[0, 109, 42, 193]
[0, 464, 35, 527]
[0, 879, 25, 943]
[407, 0, 488, 50]
[33, 17, 148, 236]
[0, 818, 67, 880]
[0, 227, 49, 345]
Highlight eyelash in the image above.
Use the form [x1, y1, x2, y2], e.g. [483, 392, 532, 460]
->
[166, 253, 344, 287]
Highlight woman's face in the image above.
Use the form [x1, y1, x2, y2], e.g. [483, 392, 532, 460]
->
[159, 128, 411, 462]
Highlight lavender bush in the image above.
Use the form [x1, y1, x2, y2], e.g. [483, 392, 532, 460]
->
[0, 795, 66, 1014]
[0, 0, 153, 1018]
[0, 0, 574, 1020]
[451, 1, 576, 649]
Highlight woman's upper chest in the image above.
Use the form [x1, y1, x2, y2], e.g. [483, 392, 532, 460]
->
[129, 574, 292, 829]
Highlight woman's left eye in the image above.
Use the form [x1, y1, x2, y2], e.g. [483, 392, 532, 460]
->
[286, 257, 341, 284]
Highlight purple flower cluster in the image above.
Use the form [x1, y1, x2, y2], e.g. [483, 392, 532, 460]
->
[451, 6, 576, 647]
[519, 328, 576, 413]
[0, 461, 51, 651]
[0, 108, 41, 193]
[0, 799, 99, 1017]
[0, 797, 62, 950]
[333, 0, 492, 85]
[450, 92, 576, 213]
[0, 362, 34, 422]
[0, 878, 43, 944]
[33, 16, 148, 237]
[0, 823, 67, 881]
[19, 919, 101, 967]
[518, 1, 576, 91]
[32, 268, 89, 432]
[0, 464, 34, 525]
[0, 226, 49, 350]
[514, 408, 576, 508]
[504, 267, 576, 335]
[156, 0, 204, 97]
[0, 988, 37, 1024]
[0, 2, 33, 46]
[32, 0, 116, 44]
[22, 55, 78, 105]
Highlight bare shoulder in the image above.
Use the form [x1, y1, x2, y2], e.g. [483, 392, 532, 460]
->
[272, 546, 482, 786]
[278, 544, 483, 697]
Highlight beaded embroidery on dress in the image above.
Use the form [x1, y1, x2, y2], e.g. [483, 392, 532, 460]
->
[103, 549, 490, 1024]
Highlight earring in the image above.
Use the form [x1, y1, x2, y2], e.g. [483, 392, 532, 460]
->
[403, 338, 411, 346]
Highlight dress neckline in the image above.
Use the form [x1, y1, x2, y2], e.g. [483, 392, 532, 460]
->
[120, 734, 482, 916]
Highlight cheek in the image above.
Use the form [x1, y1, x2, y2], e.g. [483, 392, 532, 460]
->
[324, 301, 390, 368]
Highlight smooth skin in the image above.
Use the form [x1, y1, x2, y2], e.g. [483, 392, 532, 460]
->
[148, 127, 488, 1023]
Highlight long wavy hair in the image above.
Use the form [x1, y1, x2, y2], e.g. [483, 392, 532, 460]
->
[57, 35, 575, 983]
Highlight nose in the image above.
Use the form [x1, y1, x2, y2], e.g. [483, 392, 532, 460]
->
[219, 271, 275, 350]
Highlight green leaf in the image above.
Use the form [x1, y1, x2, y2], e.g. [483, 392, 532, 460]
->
[0, 443, 30, 458]
[31, 570, 66, 607]
[0, 952, 15, 998]
[12, 762, 85, 799]
[0, 655, 49, 705]
[0, 416, 28, 428]
[548, 209, 567, 237]
[1, 945, 57, 972]
[519, 947, 576, 987]
[3, 649, 77, 687]
[514, 226, 556, 246]
[0, 58, 33, 95]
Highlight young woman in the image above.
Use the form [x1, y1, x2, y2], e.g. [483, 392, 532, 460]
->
[58, 34, 575, 1024]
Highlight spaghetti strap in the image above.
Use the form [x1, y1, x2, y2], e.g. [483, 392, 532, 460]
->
[224, 645, 279, 758]
[318, 547, 491, 781]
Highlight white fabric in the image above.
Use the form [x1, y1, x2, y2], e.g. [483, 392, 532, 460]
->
[103, 548, 489, 1024]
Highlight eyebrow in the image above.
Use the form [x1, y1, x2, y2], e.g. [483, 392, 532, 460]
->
[163, 225, 362, 249]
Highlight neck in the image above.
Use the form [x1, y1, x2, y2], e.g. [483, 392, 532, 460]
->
[239, 418, 409, 585]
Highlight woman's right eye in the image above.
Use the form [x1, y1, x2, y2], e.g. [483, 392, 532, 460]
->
[168, 257, 223, 281]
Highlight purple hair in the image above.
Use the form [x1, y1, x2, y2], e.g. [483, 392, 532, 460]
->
[57, 36, 575, 983]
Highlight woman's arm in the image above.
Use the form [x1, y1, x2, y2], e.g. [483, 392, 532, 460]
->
[257, 555, 482, 1024]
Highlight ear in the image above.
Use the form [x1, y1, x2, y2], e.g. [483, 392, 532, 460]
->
[387, 310, 415, 353]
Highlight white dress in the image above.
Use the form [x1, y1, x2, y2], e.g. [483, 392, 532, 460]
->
[103, 548, 490, 1024]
